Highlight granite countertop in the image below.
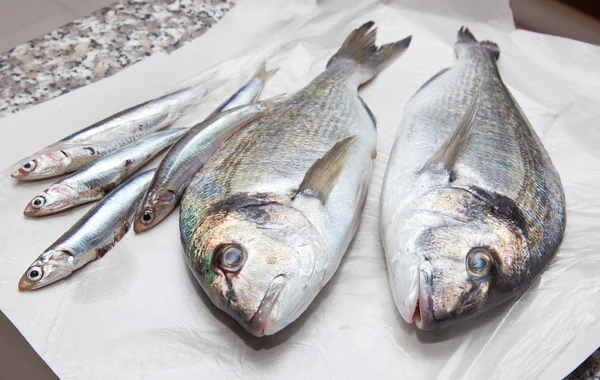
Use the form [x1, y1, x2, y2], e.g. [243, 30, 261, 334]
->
[0, 0, 597, 378]
[0, 0, 235, 117]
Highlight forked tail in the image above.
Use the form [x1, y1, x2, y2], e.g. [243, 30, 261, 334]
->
[327, 21, 412, 83]
[455, 26, 500, 61]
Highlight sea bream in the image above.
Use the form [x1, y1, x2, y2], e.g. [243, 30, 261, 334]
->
[19, 169, 156, 291]
[11, 83, 206, 181]
[379, 27, 566, 330]
[180, 22, 411, 337]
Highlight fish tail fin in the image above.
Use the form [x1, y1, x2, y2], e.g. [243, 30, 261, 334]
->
[456, 26, 500, 61]
[254, 61, 279, 84]
[327, 21, 412, 83]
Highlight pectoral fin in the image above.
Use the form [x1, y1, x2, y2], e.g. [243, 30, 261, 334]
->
[420, 82, 481, 176]
[294, 136, 358, 204]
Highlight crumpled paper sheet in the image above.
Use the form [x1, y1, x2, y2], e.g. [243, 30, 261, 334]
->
[0, 0, 599, 379]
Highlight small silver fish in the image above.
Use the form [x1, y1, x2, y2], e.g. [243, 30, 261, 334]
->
[10, 133, 148, 181]
[24, 129, 186, 217]
[207, 62, 276, 117]
[180, 22, 411, 336]
[380, 27, 566, 330]
[18, 169, 155, 291]
[11, 84, 206, 180]
[133, 103, 272, 233]
[133, 65, 275, 233]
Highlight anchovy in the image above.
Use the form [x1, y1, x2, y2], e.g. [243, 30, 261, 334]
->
[10, 133, 148, 181]
[11, 84, 206, 180]
[180, 22, 411, 337]
[379, 27, 566, 330]
[18, 169, 155, 291]
[134, 103, 271, 233]
[133, 65, 275, 233]
[207, 62, 275, 117]
[23, 129, 186, 217]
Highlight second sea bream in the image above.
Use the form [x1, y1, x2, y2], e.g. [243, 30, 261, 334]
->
[380, 28, 566, 330]
[180, 22, 412, 336]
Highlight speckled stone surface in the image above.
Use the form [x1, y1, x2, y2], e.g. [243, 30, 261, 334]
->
[567, 350, 600, 380]
[0, 0, 235, 117]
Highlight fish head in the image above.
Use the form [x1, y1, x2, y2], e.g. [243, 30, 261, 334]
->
[186, 199, 327, 337]
[133, 188, 178, 233]
[388, 187, 529, 330]
[24, 184, 79, 217]
[18, 250, 75, 291]
[11, 151, 71, 180]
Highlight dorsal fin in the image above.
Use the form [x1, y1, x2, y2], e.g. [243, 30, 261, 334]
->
[294, 136, 358, 204]
[420, 83, 481, 177]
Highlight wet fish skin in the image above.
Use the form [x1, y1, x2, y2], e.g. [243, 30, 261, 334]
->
[379, 27, 566, 330]
[133, 102, 272, 234]
[11, 133, 149, 181]
[11, 84, 206, 180]
[133, 63, 273, 233]
[23, 129, 186, 217]
[207, 61, 275, 117]
[18, 169, 155, 291]
[180, 22, 411, 336]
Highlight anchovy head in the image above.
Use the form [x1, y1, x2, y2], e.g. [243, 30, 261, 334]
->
[387, 187, 530, 329]
[18, 250, 75, 291]
[24, 184, 79, 217]
[133, 188, 178, 233]
[182, 196, 328, 337]
[11, 151, 72, 180]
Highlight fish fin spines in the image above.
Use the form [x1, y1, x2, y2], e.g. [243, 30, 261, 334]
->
[420, 83, 481, 176]
[456, 27, 500, 61]
[480, 40, 500, 60]
[457, 26, 477, 44]
[294, 136, 358, 204]
[327, 21, 411, 81]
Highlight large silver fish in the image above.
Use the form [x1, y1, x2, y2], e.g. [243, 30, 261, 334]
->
[133, 65, 274, 233]
[180, 22, 411, 337]
[18, 169, 155, 291]
[11, 84, 206, 180]
[379, 27, 566, 330]
[24, 129, 186, 217]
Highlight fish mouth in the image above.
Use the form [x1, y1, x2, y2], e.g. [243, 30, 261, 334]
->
[401, 261, 435, 330]
[246, 274, 287, 337]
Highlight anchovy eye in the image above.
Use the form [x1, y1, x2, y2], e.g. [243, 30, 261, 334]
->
[141, 209, 155, 224]
[21, 160, 37, 173]
[31, 196, 46, 208]
[467, 248, 493, 276]
[216, 245, 246, 272]
[27, 266, 43, 281]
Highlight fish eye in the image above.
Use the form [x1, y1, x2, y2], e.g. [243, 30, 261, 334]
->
[216, 245, 246, 272]
[140, 209, 155, 224]
[466, 248, 493, 276]
[31, 196, 46, 209]
[21, 160, 37, 173]
[26, 266, 43, 281]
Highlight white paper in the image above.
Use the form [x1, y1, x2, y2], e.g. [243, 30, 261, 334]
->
[1, 0, 599, 379]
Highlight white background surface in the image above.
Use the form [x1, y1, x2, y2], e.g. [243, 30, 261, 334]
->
[0, 0, 599, 379]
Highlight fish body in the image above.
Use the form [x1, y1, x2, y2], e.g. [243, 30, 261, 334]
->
[24, 129, 186, 217]
[11, 133, 149, 181]
[380, 28, 566, 329]
[133, 65, 274, 233]
[12, 84, 206, 180]
[18, 169, 155, 291]
[207, 62, 274, 117]
[180, 22, 411, 336]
